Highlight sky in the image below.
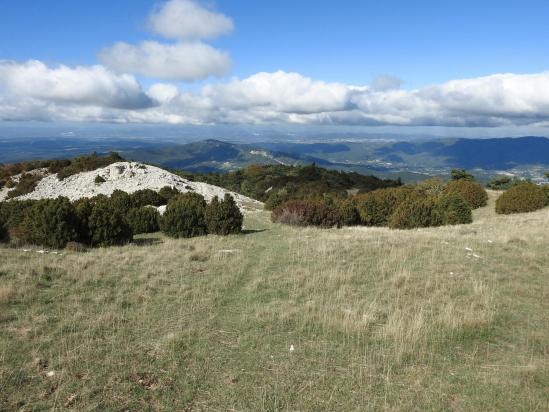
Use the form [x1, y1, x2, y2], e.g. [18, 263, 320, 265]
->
[1, 0, 549, 136]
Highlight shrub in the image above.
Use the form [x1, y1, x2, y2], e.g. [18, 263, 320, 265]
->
[355, 187, 418, 226]
[204, 194, 243, 235]
[86, 200, 133, 246]
[486, 176, 522, 190]
[130, 189, 165, 208]
[337, 198, 360, 226]
[65, 241, 88, 253]
[0, 216, 6, 243]
[6, 173, 43, 199]
[126, 207, 160, 235]
[495, 183, 547, 214]
[158, 186, 180, 203]
[22, 197, 79, 248]
[0, 200, 36, 230]
[55, 152, 123, 180]
[436, 193, 472, 225]
[109, 190, 133, 215]
[160, 192, 207, 238]
[94, 175, 106, 184]
[444, 180, 488, 209]
[388, 197, 443, 229]
[271, 199, 342, 228]
[416, 177, 446, 197]
[543, 185, 549, 205]
[450, 169, 475, 181]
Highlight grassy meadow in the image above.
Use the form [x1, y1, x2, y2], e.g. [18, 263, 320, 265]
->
[0, 191, 547, 411]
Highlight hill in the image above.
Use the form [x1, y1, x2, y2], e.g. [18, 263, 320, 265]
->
[125, 139, 330, 173]
[0, 159, 262, 212]
[179, 163, 401, 206]
[0, 192, 547, 410]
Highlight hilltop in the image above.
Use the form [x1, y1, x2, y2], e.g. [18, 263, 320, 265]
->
[0, 160, 262, 212]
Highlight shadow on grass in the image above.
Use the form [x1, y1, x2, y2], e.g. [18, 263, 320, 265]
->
[131, 237, 164, 246]
[241, 228, 268, 235]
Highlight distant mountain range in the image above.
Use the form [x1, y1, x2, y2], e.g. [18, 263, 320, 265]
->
[124, 136, 549, 182]
[1, 136, 548, 183]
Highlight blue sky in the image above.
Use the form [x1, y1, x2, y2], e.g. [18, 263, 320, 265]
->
[0, 0, 549, 133]
[2, 0, 549, 87]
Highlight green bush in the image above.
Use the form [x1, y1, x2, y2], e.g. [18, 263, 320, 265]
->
[22, 197, 79, 248]
[388, 197, 443, 229]
[271, 199, 342, 228]
[55, 152, 123, 180]
[337, 198, 360, 226]
[130, 189, 165, 208]
[495, 183, 547, 214]
[204, 194, 243, 235]
[355, 187, 418, 226]
[486, 176, 522, 190]
[126, 207, 160, 235]
[109, 190, 133, 215]
[94, 175, 106, 184]
[86, 200, 133, 246]
[450, 169, 475, 181]
[160, 192, 207, 238]
[436, 193, 472, 225]
[0, 215, 6, 242]
[158, 186, 180, 203]
[0, 200, 36, 229]
[543, 185, 549, 205]
[444, 180, 488, 209]
[6, 173, 43, 199]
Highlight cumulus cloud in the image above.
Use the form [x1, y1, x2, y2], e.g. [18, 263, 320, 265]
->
[98, 41, 231, 81]
[2, 63, 549, 128]
[148, 0, 233, 40]
[0, 60, 154, 110]
[99, 0, 232, 81]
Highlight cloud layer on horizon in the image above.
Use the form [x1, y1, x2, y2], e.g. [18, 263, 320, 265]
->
[1, 61, 549, 127]
[1, 0, 549, 128]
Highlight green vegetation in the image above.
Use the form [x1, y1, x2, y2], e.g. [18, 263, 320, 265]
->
[160, 192, 208, 238]
[495, 182, 548, 214]
[21, 197, 79, 249]
[0, 193, 547, 410]
[450, 168, 475, 181]
[52, 152, 124, 180]
[271, 199, 342, 228]
[126, 206, 161, 235]
[486, 175, 523, 190]
[445, 179, 488, 209]
[355, 187, 418, 226]
[388, 196, 442, 229]
[158, 185, 181, 203]
[94, 175, 106, 184]
[204, 194, 243, 235]
[179, 163, 401, 209]
[436, 193, 473, 225]
[0, 152, 124, 185]
[6, 172, 44, 199]
[79, 198, 133, 247]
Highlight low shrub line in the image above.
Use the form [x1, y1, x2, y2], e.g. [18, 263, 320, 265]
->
[0, 187, 243, 249]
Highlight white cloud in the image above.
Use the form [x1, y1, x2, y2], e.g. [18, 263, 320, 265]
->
[98, 41, 231, 81]
[99, 1, 232, 81]
[148, 0, 233, 40]
[2, 63, 549, 128]
[0, 60, 153, 110]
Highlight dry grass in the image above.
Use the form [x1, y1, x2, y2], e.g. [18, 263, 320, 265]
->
[0, 192, 547, 411]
